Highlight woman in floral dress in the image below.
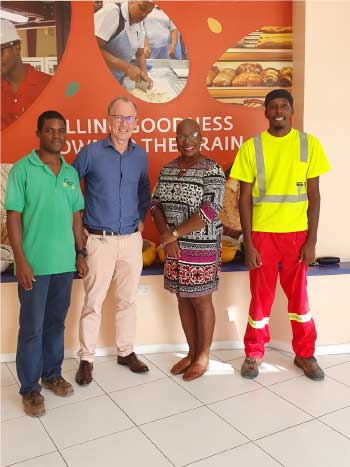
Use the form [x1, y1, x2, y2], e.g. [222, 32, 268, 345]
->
[151, 118, 225, 380]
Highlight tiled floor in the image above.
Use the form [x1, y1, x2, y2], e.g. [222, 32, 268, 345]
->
[1, 350, 350, 467]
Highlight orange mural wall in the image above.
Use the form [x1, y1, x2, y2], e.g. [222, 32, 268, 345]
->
[1, 1, 292, 241]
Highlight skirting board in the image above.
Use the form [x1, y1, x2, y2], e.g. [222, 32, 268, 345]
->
[1, 339, 349, 362]
[269, 339, 350, 356]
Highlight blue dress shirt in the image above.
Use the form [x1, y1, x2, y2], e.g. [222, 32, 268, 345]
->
[72, 136, 151, 234]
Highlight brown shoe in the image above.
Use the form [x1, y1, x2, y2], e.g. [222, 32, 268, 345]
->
[241, 357, 261, 379]
[183, 362, 208, 381]
[170, 357, 192, 375]
[75, 360, 93, 385]
[117, 352, 149, 373]
[22, 391, 45, 417]
[294, 356, 325, 381]
[41, 376, 74, 397]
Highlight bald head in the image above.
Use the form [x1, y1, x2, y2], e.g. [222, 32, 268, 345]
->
[176, 118, 201, 136]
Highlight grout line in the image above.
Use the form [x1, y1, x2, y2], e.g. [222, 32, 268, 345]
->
[137, 404, 204, 428]
[136, 425, 177, 467]
[265, 384, 318, 419]
[57, 449, 69, 467]
[99, 376, 177, 467]
[5, 449, 59, 467]
[180, 442, 251, 467]
[317, 409, 350, 441]
[322, 373, 350, 388]
[253, 418, 318, 442]
[93, 375, 168, 394]
[58, 425, 137, 452]
[204, 405, 285, 467]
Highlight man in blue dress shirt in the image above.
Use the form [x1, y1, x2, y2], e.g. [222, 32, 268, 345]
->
[73, 96, 151, 384]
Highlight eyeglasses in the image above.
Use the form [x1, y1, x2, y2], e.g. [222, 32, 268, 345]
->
[176, 132, 200, 143]
[109, 115, 137, 124]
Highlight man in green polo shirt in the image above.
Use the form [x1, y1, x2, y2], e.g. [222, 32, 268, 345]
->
[5, 110, 88, 417]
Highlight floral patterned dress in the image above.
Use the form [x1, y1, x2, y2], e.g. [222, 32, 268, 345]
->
[152, 157, 226, 297]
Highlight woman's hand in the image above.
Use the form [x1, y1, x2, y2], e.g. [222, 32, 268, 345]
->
[165, 241, 180, 260]
[160, 230, 177, 246]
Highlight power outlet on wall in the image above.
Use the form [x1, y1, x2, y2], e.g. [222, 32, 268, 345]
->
[137, 284, 152, 296]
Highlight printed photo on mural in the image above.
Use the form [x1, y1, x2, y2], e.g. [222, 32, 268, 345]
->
[206, 25, 292, 107]
[94, 1, 188, 103]
[1, 1, 71, 130]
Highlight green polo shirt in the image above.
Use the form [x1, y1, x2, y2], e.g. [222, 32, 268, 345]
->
[5, 150, 84, 276]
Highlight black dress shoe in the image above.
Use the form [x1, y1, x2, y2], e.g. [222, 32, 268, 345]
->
[75, 360, 93, 385]
[117, 353, 149, 373]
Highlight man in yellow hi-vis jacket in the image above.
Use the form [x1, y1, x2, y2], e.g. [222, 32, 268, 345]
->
[230, 89, 331, 380]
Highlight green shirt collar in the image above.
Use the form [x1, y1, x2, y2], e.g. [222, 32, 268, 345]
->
[28, 149, 69, 168]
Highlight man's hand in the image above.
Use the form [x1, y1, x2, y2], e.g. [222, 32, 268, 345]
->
[165, 241, 180, 260]
[300, 239, 316, 265]
[140, 70, 153, 90]
[126, 64, 144, 82]
[76, 256, 88, 278]
[144, 45, 151, 58]
[168, 45, 176, 58]
[16, 258, 35, 290]
[138, 221, 144, 233]
[245, 244, 262, 270]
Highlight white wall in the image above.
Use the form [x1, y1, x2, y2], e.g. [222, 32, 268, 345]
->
[294, 0, 350, 260]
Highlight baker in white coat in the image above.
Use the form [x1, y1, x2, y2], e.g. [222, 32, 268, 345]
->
[144, 6, 178, 59]
[95, 1, 154, 87]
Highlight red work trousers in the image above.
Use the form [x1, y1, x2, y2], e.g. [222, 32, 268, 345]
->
[244, 231, 317, 359]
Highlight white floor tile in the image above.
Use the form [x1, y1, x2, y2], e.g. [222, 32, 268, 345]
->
[110, 378, 202, 425]
[41, 369, 105, 410]
[210, 349, 246, 362]
[1, 384, 24, 422]
[141, 406, 248, 467]
[1, 363, 16, 387]
[9, 452, 66, 467]
[257, 419, 350, 467]
[144, 352, 220, 376]
[5, 362, 19, 384]
[41, 395, 133, 449]
[61, 358, 79, 372]
[62, 427, 172, 467]
[314, 353, 350, 368]
[92, 359, 166, 393]
[325, 362, 350, 386]
[230, 350, 304, 386]
[144, 352, 192, 376]
[269, 375, 350, 417]
[173, 363, 261, 405]
[1, 417, 56, 466]
[210, 387, 311, 440]
[88, 355, 117, 365]
[320, 407, 350, 438]
[186, 443, 281, 467]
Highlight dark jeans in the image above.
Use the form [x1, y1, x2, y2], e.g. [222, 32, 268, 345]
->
[16, 272, 74, 394]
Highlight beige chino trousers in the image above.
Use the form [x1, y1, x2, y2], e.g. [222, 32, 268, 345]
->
[78, 231, 143, 361]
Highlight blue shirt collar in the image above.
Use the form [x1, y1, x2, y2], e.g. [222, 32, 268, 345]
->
[103, 135, 137, 152]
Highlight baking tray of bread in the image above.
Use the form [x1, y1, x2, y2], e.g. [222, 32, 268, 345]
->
[236, 26, 292, 49]
[206, 62, 292, 96]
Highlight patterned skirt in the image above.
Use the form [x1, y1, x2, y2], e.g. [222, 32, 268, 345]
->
[164, 236, 222, 297]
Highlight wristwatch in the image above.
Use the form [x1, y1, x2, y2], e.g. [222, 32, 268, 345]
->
[76, 248, 88, 257]
[172, 230, 179, 239]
